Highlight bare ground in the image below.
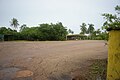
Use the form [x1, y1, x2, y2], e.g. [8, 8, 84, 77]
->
[0, 40, 108, 80]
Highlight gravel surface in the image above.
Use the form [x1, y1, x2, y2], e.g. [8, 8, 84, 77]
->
[0, 40, 108, 80]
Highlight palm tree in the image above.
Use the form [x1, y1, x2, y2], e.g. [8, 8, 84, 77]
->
[87, 24, 95, 40]
[80, 23, 87, 34]
[68, 29, 74, 34]
[10, 18, 19, 30]
[88, 24, 95, 34]
[20, 24, 27, 32]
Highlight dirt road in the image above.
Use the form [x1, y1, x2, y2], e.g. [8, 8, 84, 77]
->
[0, 40, 107, 80]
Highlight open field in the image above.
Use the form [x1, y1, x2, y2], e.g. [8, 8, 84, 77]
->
[0, 40, 108, 80]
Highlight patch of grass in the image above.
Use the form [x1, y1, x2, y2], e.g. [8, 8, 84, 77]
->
[88, 59, 107, 80]
[71, 59, 107, 80]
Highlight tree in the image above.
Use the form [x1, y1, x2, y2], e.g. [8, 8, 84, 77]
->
[10, 18, 19, 30]
[68, 29, 74, 34]
[87, 24, 95, 39]
[52, 22, 67, 40]
[80, 23, 87, 34]
[3, 21, 67, 41]
[96, 29, 101, 35]
[102, 5, 120, 30]
[38, 22, 68, 41]
[20, 24, 27, 32]
[0, 27, 17, 35]
[87, 24, 95, 34]
[115, 5, 120, 14]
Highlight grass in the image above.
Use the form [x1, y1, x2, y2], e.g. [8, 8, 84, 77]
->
[87, 59, 107, 80]
[71, 59, 107, 80]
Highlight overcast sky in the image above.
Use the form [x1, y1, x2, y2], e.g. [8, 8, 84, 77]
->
[0, 0, 120, 33]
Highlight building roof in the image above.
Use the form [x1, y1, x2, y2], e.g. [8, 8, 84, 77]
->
[67, 34, 86, 37]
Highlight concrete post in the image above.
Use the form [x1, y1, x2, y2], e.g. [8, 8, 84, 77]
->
[107, 30, 120, 80]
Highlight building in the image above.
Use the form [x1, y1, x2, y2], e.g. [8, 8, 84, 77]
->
[66, 34, 87, 40]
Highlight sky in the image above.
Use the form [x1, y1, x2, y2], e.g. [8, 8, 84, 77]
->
[0, 0, 120, 33]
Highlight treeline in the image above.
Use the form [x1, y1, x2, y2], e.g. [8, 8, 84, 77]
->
[0, 23, 108, 41]
[0, 22, 68, 41]
[0, 18, 109, 41]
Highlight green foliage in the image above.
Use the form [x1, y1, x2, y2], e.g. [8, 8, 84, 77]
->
[80, 23, 87, 34]
[10, 18, 19, 30]
[80, 23, 95, 35]
[1, 16, 110, 41]
[102, 5, 120, 31]
[96, 29, 101, 35]
[38, 22, 68, 41]
[1, 22, 68, 41]
[20, 27, 39, 40]
[88, 24, 95, 34]
[0, 27, 18, 41]
[0, 27, 17, 35]
[115, 5, 120, 14]
[79, 22, 108, 40]
[20, 24, 27, 32]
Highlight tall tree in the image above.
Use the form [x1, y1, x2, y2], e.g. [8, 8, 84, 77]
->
[88, 24, 95, 34]
[10, 18, 19, 30]
[80, 23, 87, 34]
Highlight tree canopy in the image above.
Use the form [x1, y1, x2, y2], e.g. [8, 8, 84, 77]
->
[1, 22, 67, 41]
[102, 5, 120, 31]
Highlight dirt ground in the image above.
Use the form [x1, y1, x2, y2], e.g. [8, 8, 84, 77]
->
[0, 40, 108, 80]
